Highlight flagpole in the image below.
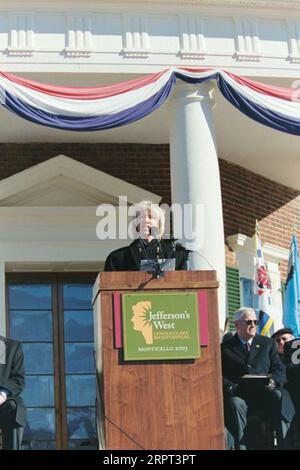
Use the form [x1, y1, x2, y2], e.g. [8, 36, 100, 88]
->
[255, 219, 260, 237]
[255, 219, 259, 254]
[283, 230, 300, 336]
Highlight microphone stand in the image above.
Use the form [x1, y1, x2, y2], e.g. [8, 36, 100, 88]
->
[153, 262, 164, 279]
[138, 231, 182, 280]
[152, 228, 165, 279]
[137, 233, 165, 280]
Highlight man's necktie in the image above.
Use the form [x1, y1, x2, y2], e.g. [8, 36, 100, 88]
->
[245, 342, 251, 353]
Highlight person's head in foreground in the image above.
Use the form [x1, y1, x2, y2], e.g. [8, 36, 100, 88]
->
[234, 307, 258, 341]
[271, 328, 295, 355]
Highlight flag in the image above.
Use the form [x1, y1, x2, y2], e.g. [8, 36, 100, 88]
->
[283, 234, 300, 336]
[3, 68, 300, 135]
[254, 223, 274, 336]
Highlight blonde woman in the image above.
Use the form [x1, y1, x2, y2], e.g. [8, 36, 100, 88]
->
[104, 201, 187, 272]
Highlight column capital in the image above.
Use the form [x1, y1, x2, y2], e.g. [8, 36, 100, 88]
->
[168, 80, 216, 107]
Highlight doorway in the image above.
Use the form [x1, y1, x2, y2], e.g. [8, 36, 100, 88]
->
[6, 273, 98, 450]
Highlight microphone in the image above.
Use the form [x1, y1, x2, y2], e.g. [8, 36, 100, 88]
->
[175, 244, 216, 271]
[150, 226, 165, 279]
[137, 229, 164, 279]
[154, 236, 181, 278]
[150, 226, 159, 239]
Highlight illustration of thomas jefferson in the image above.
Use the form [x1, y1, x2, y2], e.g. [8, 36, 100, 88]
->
[131, 301, 153, 345]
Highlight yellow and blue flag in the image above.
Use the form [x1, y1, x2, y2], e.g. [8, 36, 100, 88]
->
[254, 223, 274, 336]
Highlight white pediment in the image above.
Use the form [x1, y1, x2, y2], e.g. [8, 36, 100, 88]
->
[0, 155, 161, 207]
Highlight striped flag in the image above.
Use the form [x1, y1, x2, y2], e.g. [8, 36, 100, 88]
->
[254, 223, 274, 336]
[283, 233, 300, 336]
[2, 68, 300, 135]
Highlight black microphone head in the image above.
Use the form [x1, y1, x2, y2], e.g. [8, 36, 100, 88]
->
[174, 242, 190, 252]
[175, 242, 184, 250]
[162, 237, 177, 244]
[150, 226, 160, 239]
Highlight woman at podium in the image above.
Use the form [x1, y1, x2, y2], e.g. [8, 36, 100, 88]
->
[104, 201, 187, 272]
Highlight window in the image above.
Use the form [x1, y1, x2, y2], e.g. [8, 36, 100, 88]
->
[7, 273, 98, 450]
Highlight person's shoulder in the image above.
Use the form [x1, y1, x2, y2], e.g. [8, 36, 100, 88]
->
[106, 245, 130, 259]
[174, 241, 188, 253]
[287, 337, 300, 345]
[106, 240, 138, 259]
[221, 333, 238, 350]
[3, 337, 22, 348]
[222, 331, 234, 344]
[285, 337, 300, 351]
[161, 240, 187, 257]
[104, 241, 138, 271]
[255, 334, 275, 346]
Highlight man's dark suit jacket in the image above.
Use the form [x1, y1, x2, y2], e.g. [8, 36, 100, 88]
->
[0, 336, 26, 426]
[222, 333, 285, 390]
[221, 333, 295, 422]
[104, 239, 187, 271]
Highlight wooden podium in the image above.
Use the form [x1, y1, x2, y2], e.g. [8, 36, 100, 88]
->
[92, 270, 224, 450]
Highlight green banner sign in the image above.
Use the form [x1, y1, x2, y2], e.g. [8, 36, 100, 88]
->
[122, 292, 201, 361]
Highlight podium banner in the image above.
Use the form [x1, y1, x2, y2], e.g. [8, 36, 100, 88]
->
[120, 292, 201, 361]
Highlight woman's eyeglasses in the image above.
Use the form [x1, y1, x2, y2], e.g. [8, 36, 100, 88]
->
[243, 319, 258, 326]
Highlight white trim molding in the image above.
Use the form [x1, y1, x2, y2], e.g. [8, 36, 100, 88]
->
[64, 14, 92, 57]
[2, 5, 300, 75]
[234, 17, 261, 62]
[7, 12, 34, 56]
[287, 19, 300, 62]
[3, 1, 300, 9]
[122, 14, 150, 58]
[179, 16, 206, 60]
[227, 233, 289, 265]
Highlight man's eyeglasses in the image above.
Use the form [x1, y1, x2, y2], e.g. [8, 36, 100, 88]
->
[243, 319, 258, 326]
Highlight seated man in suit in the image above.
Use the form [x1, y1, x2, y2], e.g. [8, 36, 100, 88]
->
[104, 200, 187, 272]
[0, 335, 26, 450]
[222, 307, 294, 449]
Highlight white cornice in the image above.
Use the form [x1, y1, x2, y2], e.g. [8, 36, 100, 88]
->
[227, 233, 289, 262]
[2, 0, 300, 10]
[2, 3, 300, 77]
[117, 0, 300, 8]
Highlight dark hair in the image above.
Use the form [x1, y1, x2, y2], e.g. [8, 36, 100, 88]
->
[271, 328, 294, 340]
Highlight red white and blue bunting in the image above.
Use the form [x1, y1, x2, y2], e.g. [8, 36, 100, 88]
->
[1, 68, 300, 135]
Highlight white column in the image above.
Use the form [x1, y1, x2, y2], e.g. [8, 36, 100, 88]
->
[168, 80, 226, 330]
[0, 261, 6, 335]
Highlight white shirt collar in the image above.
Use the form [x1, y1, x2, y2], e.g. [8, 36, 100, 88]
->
[238, 336, 254, 346]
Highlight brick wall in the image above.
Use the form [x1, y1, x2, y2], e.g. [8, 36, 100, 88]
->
[220, 159, 300, 278]
[0, 143, 299, 279]
[0, 143, 171, 204]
